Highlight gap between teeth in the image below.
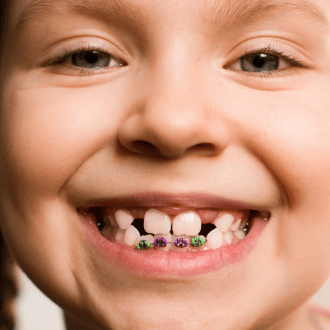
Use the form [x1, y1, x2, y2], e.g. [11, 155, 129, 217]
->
[100, 208, 254, 251]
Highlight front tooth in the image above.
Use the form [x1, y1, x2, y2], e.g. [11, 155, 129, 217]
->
[144, 209, 171, 234]
[214, 213, 235, 232]
[101, 224, 113, 236]
[114, 210, 134, 230]
[124, 225, 140, 246]
[172, 211, 202, 236]
[206, 228, 224, 249]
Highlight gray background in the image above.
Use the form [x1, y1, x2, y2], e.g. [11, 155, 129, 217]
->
[15, 269, 330, 330]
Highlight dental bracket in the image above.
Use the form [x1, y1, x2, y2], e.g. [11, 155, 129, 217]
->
[135, 236, 207, 250]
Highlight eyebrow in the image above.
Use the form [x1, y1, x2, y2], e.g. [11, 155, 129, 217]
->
[14, 0, 149, 37]
[14, 0, 329, 38]
[202, 0, 329, 31]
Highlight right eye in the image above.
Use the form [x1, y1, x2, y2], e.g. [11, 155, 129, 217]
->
[46, 46, 127, 75]
[70, 50, 118, 69]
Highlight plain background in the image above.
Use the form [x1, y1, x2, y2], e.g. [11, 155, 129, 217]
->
[15, 269, 330, 330]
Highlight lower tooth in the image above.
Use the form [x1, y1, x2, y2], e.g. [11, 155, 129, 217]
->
[206, 228, 224, 249]
[101, 224, 113, 237]
[223, 231, 234, 244]
[172, 234, 189, 252]
[154, 233, 171, 250]
[124, 225, 140, 246]
[233, 229, 245, 240]
[135, 235, 153, 246]
[145, 234, 155, 245]
[115, 228, 126, 241]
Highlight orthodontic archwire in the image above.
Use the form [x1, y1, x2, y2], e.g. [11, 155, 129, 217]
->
[135, 221, 250, 250]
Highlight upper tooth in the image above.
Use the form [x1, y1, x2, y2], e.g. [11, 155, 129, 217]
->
[103, 215, 117, 227]
[230, 219, 241, 232]
[114, 210, 134, 230]
[144, 209, 171, 234]
[172, 211, 202, 236]
[214, 213, 235, 232]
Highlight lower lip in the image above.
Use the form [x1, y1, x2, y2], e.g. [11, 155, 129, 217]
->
[80, 215, 268, 278]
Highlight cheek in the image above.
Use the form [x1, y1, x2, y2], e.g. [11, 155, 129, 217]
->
[1, 83, 125, 199]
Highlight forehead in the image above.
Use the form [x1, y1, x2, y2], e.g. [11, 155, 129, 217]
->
[9, 0, 330, 35]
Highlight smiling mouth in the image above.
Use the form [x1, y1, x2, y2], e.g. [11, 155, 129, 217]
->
[78, 194, 270, 253]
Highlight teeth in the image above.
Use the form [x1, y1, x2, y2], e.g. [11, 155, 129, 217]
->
[239, 218, 249, 229]
[124, 225, 140, 246]
[145, 234, 155, 245]
[233, 229, 246, 240]
[214, 213, 235, 232]
[144, 208, 171, 234]
[115, 228, 126, 241]
[172, 234, 190, 251]
[154, 233, 172, 250]
[103, 215, 117, 227]
[101, 224, 113, 236]
[114, 210, 134, 230]
[229, 219, 241, 232]
[100, 207, 255, 250]
[172, 211, 201, 236]
[135, 235, 154, 246]
[206, 228, 224, 249]
[223, 231, 234, 244]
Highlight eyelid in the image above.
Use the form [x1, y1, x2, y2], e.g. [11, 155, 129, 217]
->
[42, 43, 127, 75]
[224, 43, 309, 77]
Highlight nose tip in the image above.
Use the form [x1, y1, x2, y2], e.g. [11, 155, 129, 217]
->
[118, 106, 230, 159]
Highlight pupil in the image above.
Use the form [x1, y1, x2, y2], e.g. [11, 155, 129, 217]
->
[253, 54, 267, 68]
[85, 51, 98, 64]
[241, 53, 279, 72]
[72, 51, 110, 68]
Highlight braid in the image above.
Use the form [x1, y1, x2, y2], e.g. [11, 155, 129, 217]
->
[0, 231, 18, 330]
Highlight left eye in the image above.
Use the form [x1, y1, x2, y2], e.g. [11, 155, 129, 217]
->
[239, 53, 280, 72]
[225, 49, 303, 75]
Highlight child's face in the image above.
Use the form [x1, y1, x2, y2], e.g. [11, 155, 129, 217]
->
[1, 0, 330, 329]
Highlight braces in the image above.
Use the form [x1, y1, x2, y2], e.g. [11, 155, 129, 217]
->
[135, 222, 250, 250]
[136, 236, 207, 250]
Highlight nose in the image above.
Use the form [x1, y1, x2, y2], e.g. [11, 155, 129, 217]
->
[118, 59, 230, 159]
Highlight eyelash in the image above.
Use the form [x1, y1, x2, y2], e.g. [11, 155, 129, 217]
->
[230, 44, 306, 77]
[45, 44, 306, 77]
[44, 45, 126, 75]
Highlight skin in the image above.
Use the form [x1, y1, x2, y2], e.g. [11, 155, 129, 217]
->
[1, 0, 330, 329]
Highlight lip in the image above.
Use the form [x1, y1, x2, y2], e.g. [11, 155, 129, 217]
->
[78, 192, 269, 278]
[79, 192, 266, 210]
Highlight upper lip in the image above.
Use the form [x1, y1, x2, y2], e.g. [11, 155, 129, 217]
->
[79, 192, 266, 211]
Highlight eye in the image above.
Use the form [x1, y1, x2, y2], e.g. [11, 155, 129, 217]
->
[240, 53, 280, 72]
[45, 46, 127, 75]
[225, 46, 306, 76]
[71, 50, 118, 69]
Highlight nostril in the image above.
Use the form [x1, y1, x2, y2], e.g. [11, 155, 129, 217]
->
[131, 140, 163, 157]
[187, 143, 218, 156]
